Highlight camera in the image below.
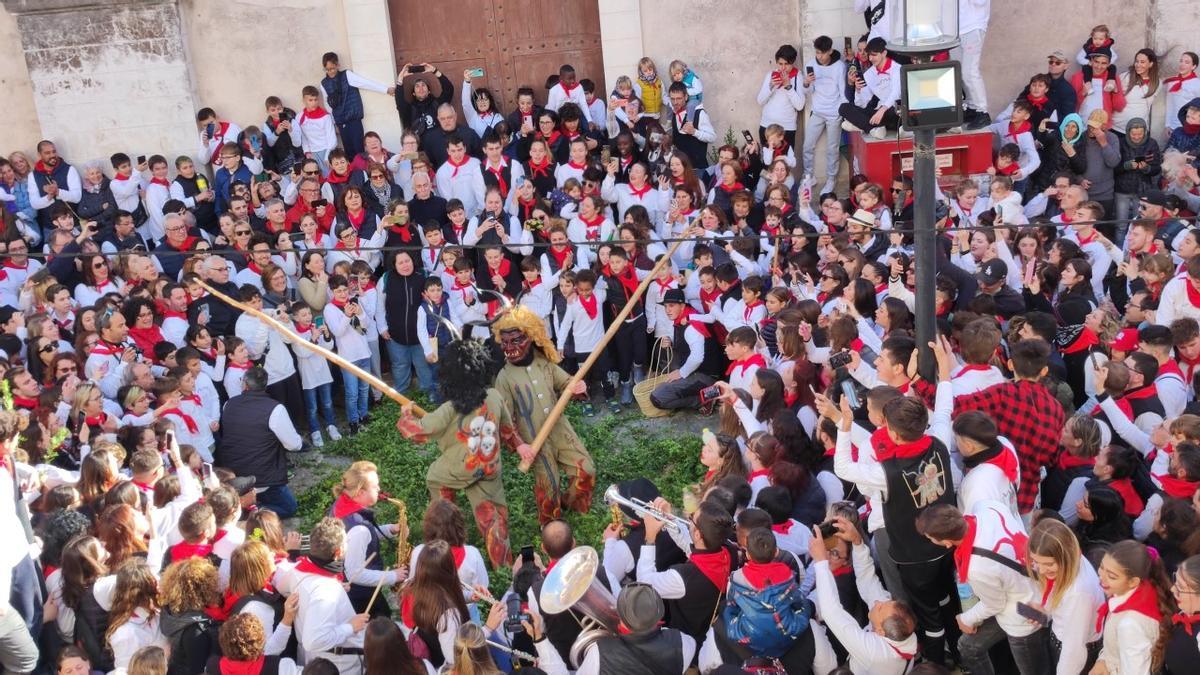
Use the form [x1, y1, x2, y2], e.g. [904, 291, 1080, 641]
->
[828, 350, 853, 370]
[503, 595, 530, 634]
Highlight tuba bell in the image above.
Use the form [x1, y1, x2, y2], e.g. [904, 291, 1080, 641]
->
[537, 546, 619, 668]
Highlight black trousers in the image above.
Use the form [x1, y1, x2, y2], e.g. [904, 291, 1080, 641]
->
[566, 350, 614, 398]
[609, 316, 648, 381]
[896, 554, 959, 666]
[266, 372, 308, 432]
[838, 100, 900, 132]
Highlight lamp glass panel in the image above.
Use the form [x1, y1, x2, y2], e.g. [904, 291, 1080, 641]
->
[907, 67, 957, 110]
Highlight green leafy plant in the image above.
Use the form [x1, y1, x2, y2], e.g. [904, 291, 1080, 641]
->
[708, 125, 739, 164]
[294, 402, 702, 597]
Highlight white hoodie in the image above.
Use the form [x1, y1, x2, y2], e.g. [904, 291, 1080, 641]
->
[804, 55, 848, 120]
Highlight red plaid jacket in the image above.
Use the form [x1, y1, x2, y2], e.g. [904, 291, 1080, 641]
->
[916, 379, 1065, 513]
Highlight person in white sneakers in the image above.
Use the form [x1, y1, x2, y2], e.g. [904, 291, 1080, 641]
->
[955, 0, 993, 129]
[802, 36, 848, 194]
[838, 38, 901, 140]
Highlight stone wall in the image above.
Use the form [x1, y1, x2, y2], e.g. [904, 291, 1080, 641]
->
[0, 7, 40, 153]
[3, 0, 199, 165]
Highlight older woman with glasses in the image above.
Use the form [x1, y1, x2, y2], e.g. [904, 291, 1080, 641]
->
[362, 161, 403, 211]
[74, 254, 125, 308]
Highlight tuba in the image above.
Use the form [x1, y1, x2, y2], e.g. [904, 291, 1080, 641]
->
[538, 546, 619, 669]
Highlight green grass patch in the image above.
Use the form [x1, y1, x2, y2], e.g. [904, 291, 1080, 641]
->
[294, 400, 703, 595]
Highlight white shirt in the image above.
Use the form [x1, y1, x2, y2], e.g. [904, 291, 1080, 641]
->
[345, 520, 403, 587]
[291, 326, 335, 389]
[804, 57, 849, 119]
[545, 82, 593, 123]
[557, 291, 607, 353]
[1098, 586, 1160, 675]
[1155, 274, 1200, 327]
[323, 301, 371, 362]
[435, 157, 487, 217]
[26, 165, 82, 210]
[1164, 74, 1200, 131]
[298, 111, 337, 154]
[856, 58, 903, 110]
[601, 175, 666, 224]
[108, 607, 167, 675]
[410, 542, 489, 594]
[958, 438, 1020, 517]
[292, 569, 365, 675]
[812, 545, 918, 675]
[959, 0, 991, 34]
[757, 70, 806, 129]
[235, 312, 297, 385]
[1046, 557, 1105, 675]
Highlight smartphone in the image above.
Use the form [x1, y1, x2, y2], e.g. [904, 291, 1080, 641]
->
[289, 231, 306, 243]
[840, 379, 861, 410]
[520, 545, 534, 563]
[1089, 351, 1101, 370]
[742, 129, 755, 144]
[467, 67, 485, 78]
[314, 315, 325, 329]
[1016, 602, 1048, 625]
[600, 145, 611, 164]
[806, 66, 815, 76]
[205, 122, 216, 137]
[699, 384, 722, 403]
[201, 462, 213, 480]
[829, 350, 853, 370]
[409, 64, 426, 73]
[311, 198, 328, 208]
[136, 155, 146, 165]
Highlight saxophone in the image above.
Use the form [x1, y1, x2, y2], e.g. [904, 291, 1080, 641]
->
[380, 491, 412, 567]
[609, 501, 626, 537]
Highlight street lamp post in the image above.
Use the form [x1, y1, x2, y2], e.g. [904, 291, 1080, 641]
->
[887, 0, 961, 381]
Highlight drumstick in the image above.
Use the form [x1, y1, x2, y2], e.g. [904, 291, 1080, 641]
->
[365, 571, 388, 615]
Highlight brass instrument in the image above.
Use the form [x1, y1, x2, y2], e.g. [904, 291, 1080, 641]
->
[609, 501, 625, 537]
[538, 546, 620, 669]
[603, 484, 691, 536]
[380, 491, 412, 567]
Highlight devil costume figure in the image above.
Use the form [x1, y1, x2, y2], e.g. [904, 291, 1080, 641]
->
[396, 337, 524, 567]
[491, 305, 596, 524]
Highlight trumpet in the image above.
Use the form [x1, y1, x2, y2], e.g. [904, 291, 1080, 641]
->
[603, 484, 691, 536]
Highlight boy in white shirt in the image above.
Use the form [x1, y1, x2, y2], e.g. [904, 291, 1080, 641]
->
[516, 256, 552, 321]
[108, 152, 144, 214]
[446, 258, 490, 340]
[839, 37, 901, 140]
[723, 327, 764, 392]
[757, 45, 806, 150]
[323, 274, 373, 433]
[142, 155, 173, 242]
[289, 302, 340, 447]
[556, 269, 613, 414]
[803, 36, 849, 194]
[546, 64, 592, 124]
[297, 85, 338, 174]
[435, 135, 487, 217]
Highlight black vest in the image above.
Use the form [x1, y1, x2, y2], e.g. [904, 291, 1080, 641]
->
[673, 321, 725, 380]
[423, 299, 453, 347]
[1040, 461, 1094, 512]
[174, 174, 218, 232]
[481, 161, 515, 200]
[615, 526, 648, 587]
[217, 391, 289, 486]
[880, 436, 957, 564]
[523, 160, 558, 197]
[663, 549, 728, 642]
[333, 507, 388, 610]
[600, 272, 645, 321]
[407, 194, 449, 231]
[1165, 619, 1200, 674]
[74, 582, 113, 672]
[264, 109, 303, 173]
[382, 270, 424, 345]
[596, 629, 686, 675]
[1127, 386, 1167, 420]
[32, 160, 74, 230]
[669, 106, 710, 169]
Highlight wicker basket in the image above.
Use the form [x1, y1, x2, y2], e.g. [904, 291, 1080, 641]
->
[633, 342, 674, 418]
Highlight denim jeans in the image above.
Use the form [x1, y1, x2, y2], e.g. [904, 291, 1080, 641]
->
[302, 383, 335, 432]
[257, 485, 298, 519]
[385, 340, 437, 400]
[958, 617, 1050, 675]
[341, 358, 371, 423]
[803, 113, 843, 184]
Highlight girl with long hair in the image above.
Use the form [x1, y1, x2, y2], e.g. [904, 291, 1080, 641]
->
[157, 557, 221, 675]
[363, 616, 430, 675]
[410, 499, 489, 597]
[227, 540, 296, 656]
[726, 367, 788, 438]
[398, 539, 470, 668]
[61, 536, 113, 671]
[96, 503, 152, 569]
[700, 431, 746, 491]
[1026, 518, 1105, 674]
[106, 560, 166, 673]
[1095, 540, 1177, 674]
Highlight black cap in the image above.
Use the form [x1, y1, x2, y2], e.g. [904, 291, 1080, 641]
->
[616, 583, 664, 636]
[1141, 190, 1168, 207]
[0, 305, 18, 326]
[976, 259, 1008, 286]
[658, 288, 687, 305]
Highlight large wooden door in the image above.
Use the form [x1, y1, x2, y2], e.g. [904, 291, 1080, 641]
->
[388, 0, 605, 116]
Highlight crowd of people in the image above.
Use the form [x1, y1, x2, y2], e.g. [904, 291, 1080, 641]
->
[8, 2, 1200, 674]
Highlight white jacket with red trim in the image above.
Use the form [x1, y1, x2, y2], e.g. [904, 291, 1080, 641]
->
[958, 500, 1039, 637]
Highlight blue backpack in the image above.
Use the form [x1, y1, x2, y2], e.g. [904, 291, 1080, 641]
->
[722, 573, 813, 658]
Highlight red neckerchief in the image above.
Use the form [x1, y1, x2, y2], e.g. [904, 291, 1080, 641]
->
[1097, 581, 1163, 633]
[346, 208, 366, 228]
[952, 364, 992, 380]
[219, 656, 265, 675]
[227, 360, 251, 371]
[1057, 450, 1096, 471]
[560, 81, 579, 97]
[1076, 228, 1099, 246]
[703, 468, 715, 482]
[246, 261, 264, 276]
[654, 277, 676, 293]
[487, 258, 512, 280]
[772, 520, 794, 535]
[34, 160, 57, 176]
[996, 162, 1020, 176]
[11, 395, 37, 410]
[629, 181, 653, 199]
[537, 129, 562, 147]
[1184, 123, 1200, 135]
[719, 181, 745, 193]
[870, 427, 933, 461]
[299, 106, 328, 122]
[1185, 278, 1200, 308]
[742, 299, 764, 321]
[170, 540, 214, 562]
[451, 280, 475, 305]
[295, 556, 344, 581]
[1092, 396, 1134, 421]
[1060, 328, 1100, 355]
[114, 172, 131, 181]
[849, 337, 864, 352]
[726, 353, 766, 377]
[741, 561, 793, 590]
[389, 223, 413, 243]
[181, 393, 202, 407]
[1174, 612, 1200, 636]
[334, 238, 362, 252]
[676, 306, 711, 338]
[771, 143, 790, 161]
[332, 492, 366, 519]
[161, 408, 199, 434]
[522, 278, 542, 294]
[1026, 94, 1049, 111]
[528, 158, 552, 179]
[876, 58, 894, 75]
[567, 159, 586, 171]
[1108, 478, 1145, 516]
[149, 177, 169, 188]
[2, 259, 27, 272]
[673, 104, 688, 128]
[1006, 120, 1031, 143]
[580, 213, 605, 240]
[1160, 360, 1186, 383]
[548, 245, 571, 270]
[953, 515, 979, 580]
[446, 155, 470, 178]
[578, 293, 599, 320]
[1155, 472, 1200, 499]
[1180, 350, 1200, 384]
[450, 545, 466, 569]
[325, 169, 351, 184]
[689, 548, 731, 591]
[84, 413, 109, 428]
[129, 326, 165, 359]
[485, 160, 509, 197]
[983, 445, 1020, 483]
[604, 263, 640, 297]
[1166, 71, 1198, 92]
[699, 287, 721, 311]
[748, 468, 770, 481]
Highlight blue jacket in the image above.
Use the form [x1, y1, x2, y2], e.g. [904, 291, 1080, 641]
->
[214, 163, 253, 215]
[1166, 97, 1200, 166]
[322, 70, 365, 124]
[723, 563, 812, 658]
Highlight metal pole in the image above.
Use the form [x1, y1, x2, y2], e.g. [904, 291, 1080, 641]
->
[912, 127, 938, 382]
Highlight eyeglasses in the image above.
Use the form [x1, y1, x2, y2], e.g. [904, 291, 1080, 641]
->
[92, 262, 106, 269]
[302, 170, 319, 176]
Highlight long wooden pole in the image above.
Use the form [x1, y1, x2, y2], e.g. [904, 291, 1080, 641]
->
[520, 238, 686, 472]
[197, 280, 427, 417]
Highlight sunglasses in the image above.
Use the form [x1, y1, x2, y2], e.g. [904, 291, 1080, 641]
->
[92, 262, 107, 269]
[235, 230, 252, 236]
[303, 170, 319, 176]
[38, 343, 55, 354]
[891, 187, 904, 193]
